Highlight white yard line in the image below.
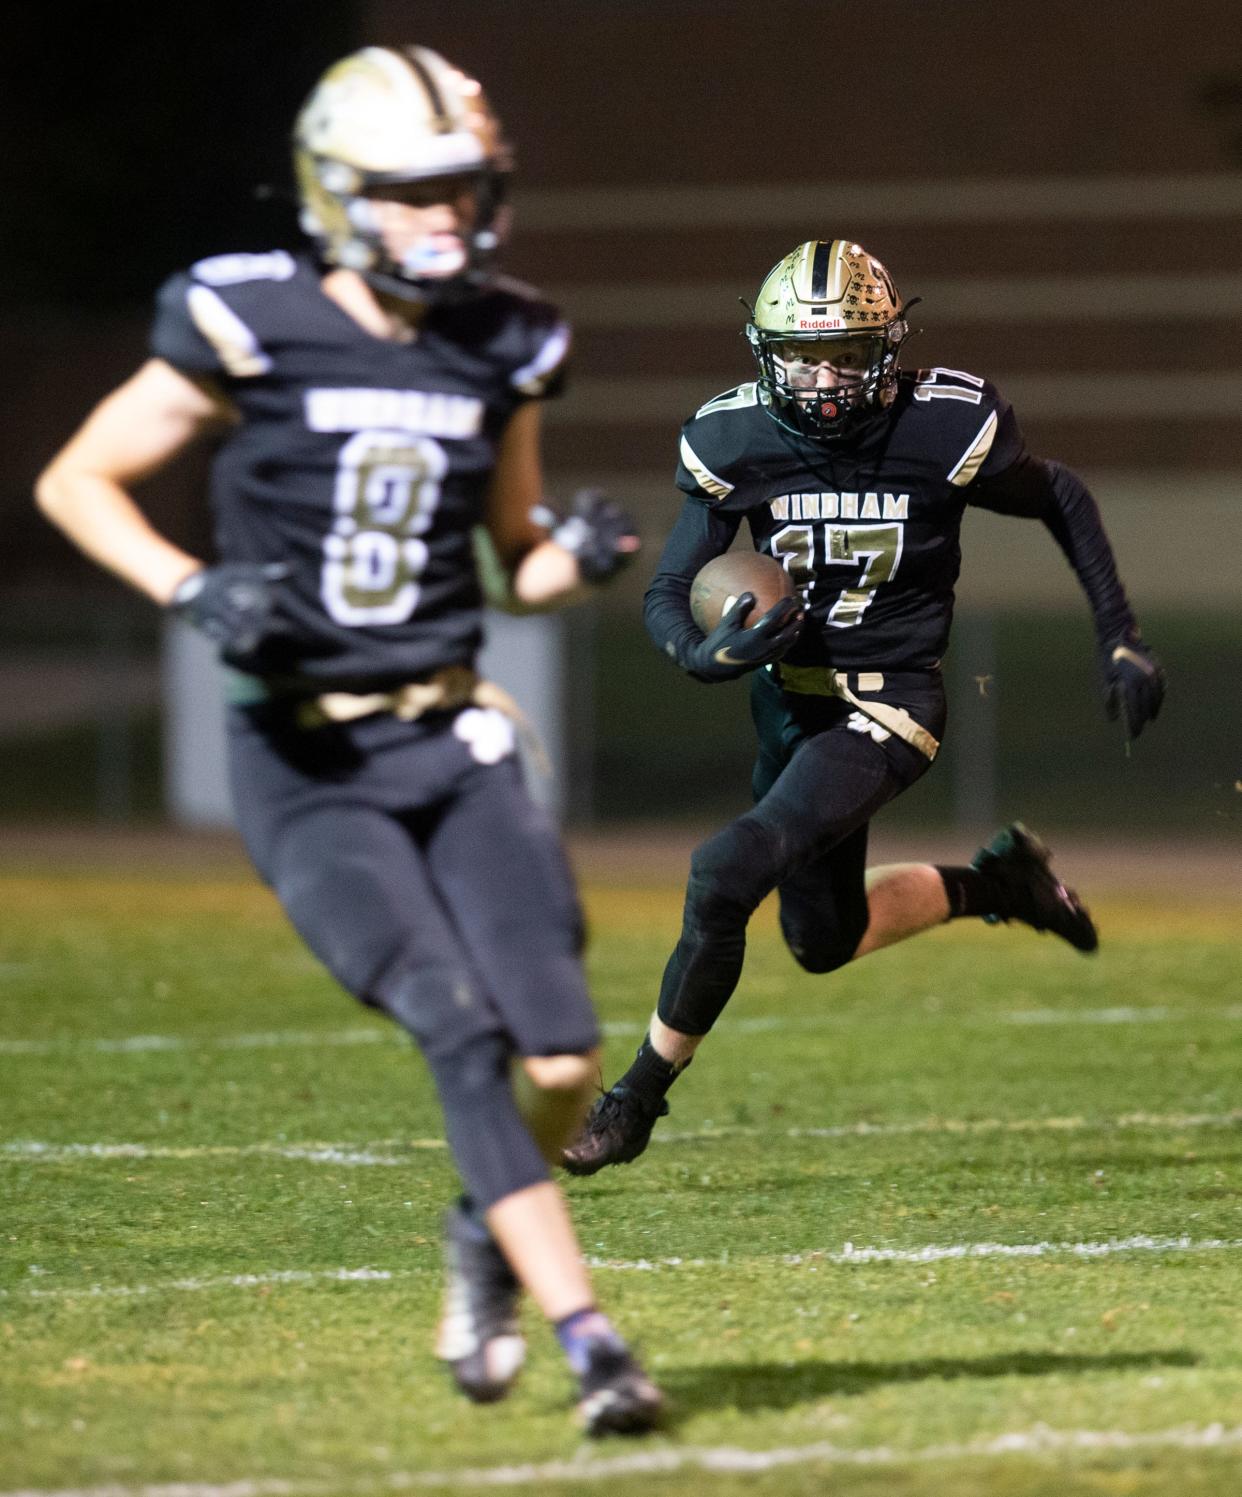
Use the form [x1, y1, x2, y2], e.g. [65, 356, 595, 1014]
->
[825, 1234, 1242, 1266]
[777, 1108, 1242, 1139]
[2, 1005, 1235, 1058]
[4, 1267, 411, 1301]
[0, 1028, 396, 1056]
[588, 1234, 1242, 1272]
[1, 1141, 421, 1167]
[4, 1422, 1242, 1494]
[5, 1108, 1239, 1174]
[658, 1108, 1242, 1146]
[1002, 1006, 1176, 1025]
[5, 1232, 1239, 1303]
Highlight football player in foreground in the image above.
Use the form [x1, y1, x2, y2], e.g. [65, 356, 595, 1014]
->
[564, 238, 1166, 1175]
[36, 46, 661, 1435]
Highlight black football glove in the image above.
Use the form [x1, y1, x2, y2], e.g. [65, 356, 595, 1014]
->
[532, 489, 639, 584]
[169, 562, 291, 658]
[684, 592, 804, 682]
[1099, 629, 1166, 740]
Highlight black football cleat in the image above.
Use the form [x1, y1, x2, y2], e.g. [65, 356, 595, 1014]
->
[561, 1086, 669, 1176]
[435, 1202, 525, 1403]
[576, 1338, 665, 1436]
[971, 821, 1099, 954]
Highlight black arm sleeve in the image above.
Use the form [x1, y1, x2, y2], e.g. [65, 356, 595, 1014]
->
[970, 454, 1136, 642]
[642, 499, 742, 671]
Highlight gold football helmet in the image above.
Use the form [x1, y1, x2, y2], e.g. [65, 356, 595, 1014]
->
[745, 240, 913, 439]
[293, 46, 512, 300]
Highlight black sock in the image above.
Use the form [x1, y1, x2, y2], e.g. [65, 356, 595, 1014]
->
[617, 1035, 689, 1110]
[936, 865, 1001, 919]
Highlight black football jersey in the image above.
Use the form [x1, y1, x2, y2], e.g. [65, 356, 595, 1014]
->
[672, 370, 1027, 671]
[150, 250, 570, 687]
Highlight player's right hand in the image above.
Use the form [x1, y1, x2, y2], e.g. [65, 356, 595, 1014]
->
[169, 562, 291, 658]
[684, 593, 803, 682]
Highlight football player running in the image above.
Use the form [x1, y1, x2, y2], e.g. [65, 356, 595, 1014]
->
[563, 238, 1166, 1176]
[36, 46, 660, 1435]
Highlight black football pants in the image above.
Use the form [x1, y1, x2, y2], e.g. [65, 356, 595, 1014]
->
[227, 700, 598, 1209]
[655, 667, 944, 1036]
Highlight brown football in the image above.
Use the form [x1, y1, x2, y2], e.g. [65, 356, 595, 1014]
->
[690, 551, 795, 633]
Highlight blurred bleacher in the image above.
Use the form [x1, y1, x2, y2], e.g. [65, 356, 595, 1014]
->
[3, 0, 1239, 839]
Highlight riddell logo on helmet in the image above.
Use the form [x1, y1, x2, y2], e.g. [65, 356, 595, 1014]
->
[798, 318, 843, 329]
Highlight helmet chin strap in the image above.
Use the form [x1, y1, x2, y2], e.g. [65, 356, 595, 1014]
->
[321, 169, 509, 308]
[341, 198, 471, 298]
[360, 259, 492, 308]
[333, 217, 491, 308]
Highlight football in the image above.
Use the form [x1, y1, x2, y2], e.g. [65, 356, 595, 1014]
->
[690, 551, 795, 633]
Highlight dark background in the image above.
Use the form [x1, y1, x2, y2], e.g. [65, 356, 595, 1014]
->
[0, 5, 352, 312]
[2, 2, 1239, 834]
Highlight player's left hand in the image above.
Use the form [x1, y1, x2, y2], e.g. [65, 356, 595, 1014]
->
[532, 490, 640, 584]
[1099, 631, 1166, 740]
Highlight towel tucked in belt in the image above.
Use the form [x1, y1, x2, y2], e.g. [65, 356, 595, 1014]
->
[295, 665, 550, 774]
[776, 663, 940, 761]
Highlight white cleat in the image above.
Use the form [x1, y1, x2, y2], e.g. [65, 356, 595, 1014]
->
[435, 1202, 525, 1403]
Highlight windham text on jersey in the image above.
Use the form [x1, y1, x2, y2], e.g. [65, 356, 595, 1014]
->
[305, 387, 485, 439]
[768, 492, 910, 521]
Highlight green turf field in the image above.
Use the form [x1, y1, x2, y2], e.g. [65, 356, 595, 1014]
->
[2, 858, 1241, 1495]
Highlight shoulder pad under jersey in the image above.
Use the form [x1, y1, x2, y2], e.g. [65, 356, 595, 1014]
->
[900, 367, 1027, 486]
[439, 275, 572, 399]
[675, 382, 765, 504]
[149, 250, 302, 380]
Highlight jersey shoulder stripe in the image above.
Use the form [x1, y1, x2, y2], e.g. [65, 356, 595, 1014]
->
[151, 250, 310, 379]
[696, 381, 759, 419]
[947, 408, 999, 486]
[679, 432, 734, 499]
[185, 283, 271, 378]
[510, 318, 571, 395]
[439, 274, 571, 398]
[894, 367, 1019, 487]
